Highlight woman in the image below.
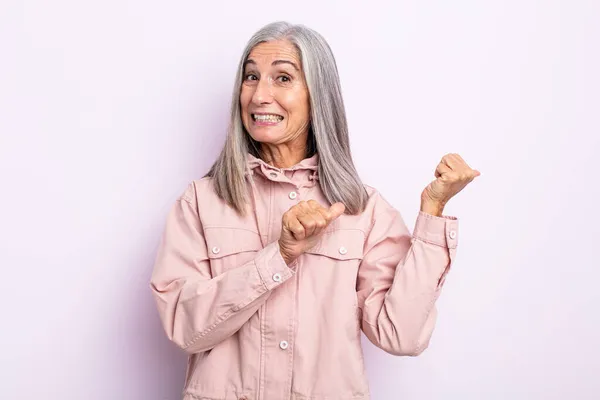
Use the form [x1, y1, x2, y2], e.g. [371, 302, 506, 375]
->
[150, 21, 480, 400]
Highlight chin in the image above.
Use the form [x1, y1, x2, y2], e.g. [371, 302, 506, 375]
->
[247, 128, 285, 143]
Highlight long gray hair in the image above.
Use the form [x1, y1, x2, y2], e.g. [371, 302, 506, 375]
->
[205, 21, 369, 216]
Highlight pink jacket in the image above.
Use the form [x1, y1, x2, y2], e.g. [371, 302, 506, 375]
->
[150, 152, 458, 400]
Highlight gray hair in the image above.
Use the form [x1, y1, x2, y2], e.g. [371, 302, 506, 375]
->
[205, 21, 369, 216]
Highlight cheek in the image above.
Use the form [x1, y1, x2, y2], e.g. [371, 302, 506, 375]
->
[239, 92, 251, 129]
[282, 92, 310, 121]
[239, 87, 253, 112]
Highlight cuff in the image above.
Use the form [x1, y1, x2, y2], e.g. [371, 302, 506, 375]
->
[254, 241, 296, 290]
[413, 211, 458, 249]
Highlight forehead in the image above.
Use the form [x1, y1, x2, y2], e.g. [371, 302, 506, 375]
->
[246, 40, 301, 67]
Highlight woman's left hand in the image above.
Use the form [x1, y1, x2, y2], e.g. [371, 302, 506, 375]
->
[420, 153, 480, 216]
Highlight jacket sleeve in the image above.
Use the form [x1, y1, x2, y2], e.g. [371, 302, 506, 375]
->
[356, 206, 458, 356]
[150, 184, 296, 354]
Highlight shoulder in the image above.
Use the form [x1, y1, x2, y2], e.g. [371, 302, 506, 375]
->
[178, 177, 215, 204]
[331, 183, 401, 236]
[177, 177, 253, 228]
[361, 183, 399, 218]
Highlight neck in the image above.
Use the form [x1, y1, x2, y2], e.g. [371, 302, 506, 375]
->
[259, 144, 308, 169]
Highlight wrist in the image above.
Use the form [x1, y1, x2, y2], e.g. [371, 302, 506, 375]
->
[282, 254, 297, 267]
[420, 200, 445, 217]
[278, 241, 297, 266]
[281, 254, 298, 269]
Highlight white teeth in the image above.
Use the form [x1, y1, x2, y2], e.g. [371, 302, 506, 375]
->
[253, 114, 283, 122]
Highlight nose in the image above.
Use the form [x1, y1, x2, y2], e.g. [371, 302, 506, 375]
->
[251, 77, 274, 105]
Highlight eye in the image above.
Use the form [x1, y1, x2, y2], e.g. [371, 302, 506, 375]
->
[244, 73, 258, 81]
[277, 75, 291, 83]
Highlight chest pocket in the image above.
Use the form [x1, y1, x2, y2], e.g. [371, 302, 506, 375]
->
[204, 227, 264, 276]
[304, 229, 365, 261]
[303, 228, 366, 333]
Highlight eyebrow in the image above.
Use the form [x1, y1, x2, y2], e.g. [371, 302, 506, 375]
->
[244, 59, 300, 71]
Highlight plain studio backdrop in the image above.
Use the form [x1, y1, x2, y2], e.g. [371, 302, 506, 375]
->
[1, 1, 598, 399]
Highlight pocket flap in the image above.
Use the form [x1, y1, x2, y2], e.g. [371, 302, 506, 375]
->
[204, 227, 263, 259]
[305, 229, 365, 260]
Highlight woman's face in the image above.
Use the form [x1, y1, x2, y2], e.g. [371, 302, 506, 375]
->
[240, 40, 310, 147]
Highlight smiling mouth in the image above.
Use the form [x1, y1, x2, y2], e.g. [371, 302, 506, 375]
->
[252, 114, 284, 123]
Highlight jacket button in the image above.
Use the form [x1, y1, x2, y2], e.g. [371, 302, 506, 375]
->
[269, 172, 278, 178]
[289, 191, 297, 199]
[272, 273, 282, 282]
[339, 246, 347, 255]
[449, 230, 456, 239]
[279, 340, 289, 350]
[211, 246, 220, 254]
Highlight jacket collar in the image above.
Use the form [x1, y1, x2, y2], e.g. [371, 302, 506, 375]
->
[245, 152, 319, 187]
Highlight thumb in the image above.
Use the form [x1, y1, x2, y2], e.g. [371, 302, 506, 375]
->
[328, 202, 346, 220]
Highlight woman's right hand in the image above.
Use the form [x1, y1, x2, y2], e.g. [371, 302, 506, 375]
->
[278, 200, 346, 265]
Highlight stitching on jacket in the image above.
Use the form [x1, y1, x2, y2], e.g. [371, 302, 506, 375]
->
[183, 391, 225, 400]
[319, 227, 367, 239]
[412, 294, 439, 355]
[307, 229, 365, 258]
[291, 390, 367, 399]
[361, 311, 425, 356]
[181, 195, 194, 206]
[203, 226, 260, 235]
[412, 235, 457, 249]
[182, 283, 267, 350]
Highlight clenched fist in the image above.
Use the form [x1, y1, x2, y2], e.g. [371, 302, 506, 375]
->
[278, 200, 346, 265]
[421, 153, 480, 215]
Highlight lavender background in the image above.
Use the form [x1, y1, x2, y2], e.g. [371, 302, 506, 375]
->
[1, 0, 598, 399]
